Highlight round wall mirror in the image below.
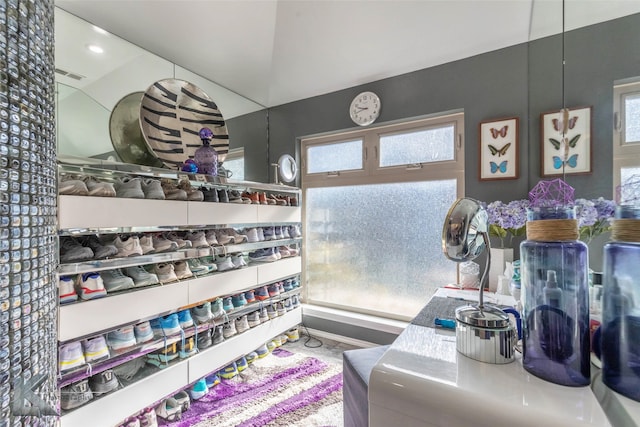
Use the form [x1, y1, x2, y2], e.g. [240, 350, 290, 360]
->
[277, 154, 298, 183]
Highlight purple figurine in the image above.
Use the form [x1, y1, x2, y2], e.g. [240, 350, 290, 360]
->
[194, 127, 218, 176]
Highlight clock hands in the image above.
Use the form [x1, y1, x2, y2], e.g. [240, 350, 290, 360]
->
[354, 105, 369, 113]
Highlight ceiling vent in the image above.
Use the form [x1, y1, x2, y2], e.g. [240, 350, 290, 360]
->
[55, 68, 85, 80]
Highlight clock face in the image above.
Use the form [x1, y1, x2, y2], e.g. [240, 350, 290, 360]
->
[349, 91, 381, 126]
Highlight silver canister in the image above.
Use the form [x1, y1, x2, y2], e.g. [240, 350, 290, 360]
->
[455, 304, 517, 364]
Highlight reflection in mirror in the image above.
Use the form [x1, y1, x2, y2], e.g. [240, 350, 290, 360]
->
[55, 6, 267, 173]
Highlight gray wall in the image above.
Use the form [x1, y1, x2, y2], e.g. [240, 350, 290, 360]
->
[229, 14, 640, 344]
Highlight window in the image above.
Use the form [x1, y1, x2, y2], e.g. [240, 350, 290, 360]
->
[223, 148, 245, 180]
[613, 80, 640, 193]
[301, 113, 464, 321]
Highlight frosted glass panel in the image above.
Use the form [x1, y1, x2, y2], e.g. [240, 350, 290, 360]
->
[305, 180, 458, 319]
[622, 166, 640, 184]
[225, 157, 245, 180]
[624, 93, 640, 143]
[307, 139, 362, 173]
[379, 125, 455, 167]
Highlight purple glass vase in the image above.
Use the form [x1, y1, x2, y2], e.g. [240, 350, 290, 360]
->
[194, 128, 218, 176]
[520, 206, 590, 386]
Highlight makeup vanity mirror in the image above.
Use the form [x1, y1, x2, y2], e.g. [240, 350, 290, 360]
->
[54, 7, 267, 174]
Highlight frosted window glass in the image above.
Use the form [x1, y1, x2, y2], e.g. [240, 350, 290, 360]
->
[305, 180, 458, 319]
[224, 157, 244, 180]
[307, 139, 362, 173]
[379, 125, 455, 167]
[624, 93, 640, 143]
[622, 167, 640, 184]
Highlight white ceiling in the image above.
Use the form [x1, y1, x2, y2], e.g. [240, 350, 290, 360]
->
[55, 0, 640, 108]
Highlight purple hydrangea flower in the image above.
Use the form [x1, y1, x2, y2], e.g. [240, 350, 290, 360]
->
[486, 199, 529, 247]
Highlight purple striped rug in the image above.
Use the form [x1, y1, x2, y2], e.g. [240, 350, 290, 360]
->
[159, 348, 343, 427]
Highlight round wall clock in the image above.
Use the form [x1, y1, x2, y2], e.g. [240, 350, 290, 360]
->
[349, 91, 381, 126]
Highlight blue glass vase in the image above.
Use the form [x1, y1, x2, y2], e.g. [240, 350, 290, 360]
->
[601, 206, 640, 401]
[520, 206, 590, 386]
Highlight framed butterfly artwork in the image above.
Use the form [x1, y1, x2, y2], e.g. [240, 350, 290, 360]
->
[540, 106, 592, 177]
[478, 117, 519, 181]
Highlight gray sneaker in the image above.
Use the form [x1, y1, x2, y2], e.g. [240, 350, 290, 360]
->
[60, 237, 94, 263]
[212, 325, 225, 344]
[100, 269, 135, 292]
[152, 234, 179, 253]
[83, 176, 116, 197]
[215, 256, 235, 272]
[59, 176, 89, 196]
[192, 302, 213, 324]
[60, 379, 93, 410]
[235, 315, 250, 333]
[141, 178, 165, 200]
[123, 266, 159, 287]
[185, 231, 209, 248]
[222, 322, 237, 339]
[80, 235, 118, 259]
[115, 177, 145, 199]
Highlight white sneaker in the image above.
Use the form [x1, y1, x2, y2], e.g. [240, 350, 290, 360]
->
[245, 228, 260, 243]
[231, 254, 247, 268]
[155, 398, 182, 422]
[139, 235, 155, 254]
[205, 230, 218, 246]
[123, 266, 159, 287]
[154, 263, 178, 283]
[152, 234, 179, 253]
[59, 276, 77, 304]
[228, 228, 248, 244]
[214, 229, 234, 245]
[215, 256, 235, 272]
[164, 232, 192, 249]
[185, 230, 209, 248]
[235, 315, 250, 333]
[173, 261, 193, 280]
[77, 272, 107, 300]
[257, 227, 265, 241]
[113, 235, 144, 257]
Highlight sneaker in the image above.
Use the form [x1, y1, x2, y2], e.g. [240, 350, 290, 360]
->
[151, 314, 181, 336]
[245, 351, 258, 364]
[112, 358, 146, 382]
[177, 179, 204, 201]
[257, 227, 266, 241]
[164, 232, 192, 249]
[277, 281, 285, 294]
[228, 228, 248, 244]
[155, 398, 182, 421]
[222, 297, 234, 313]
[88, 369, 119, 395]
[217, 189, 229, 203]
[192, 302, 213, 324]
[202, 187, 219, 202]
[283, 279, 294, 292]
[248, 248, 278, 262]
[59, 176, 89, 196]
[161, 179, 187, 201]
[147, 342, 179, 364]
[228, 190, 250, 204]
[151, 234, 179, 253]
[291, 294, 300, 308]
[137, 407, 158, 427]
[60, 379, 93, 410]
[174, 261, 193, 280]
[82, 335, 110, 363]
[215, 255, 235, 272]
[210, 298, 226, 319]
[177, 310, 194, 329]
[101, 269, 135, 292]
[220, 362, 238, 379]
[236, 356, 248, 372]
[273, 247, 282, 260]
[231, 293, 247, 308]
[199, 256, 219, 273]
[80, 235, 118, 259]
[255, 286, 269, 301]
[59, 341, 86, 372]
[205, 372, 220, 388]
[243, 191, 260, 204]
[222, 322, 237, 339]
[113, 235, 144, 257]
[278, 246, 292, 258]
[138, 235, 155, 254]
[205, 230, 219, 246]
[173, 390, 190, 413]
[276, 302, 286, 316]
[83, 176, 116, 197]
[214, 229, 234, 245]
[141, 178, 165, 200]
[235, 315, 250, 334]
[196, 329, 213, 350]
[274, 226, 284, 240]
[247, 311, 261, 328]
[123, 266, 159, 287]
[259, 307, 269, 323]
[58, 276, 77, 304]
[231, 253, 248, 269]
[267, 340, 277, 353]
[189, 378, 208, 400]
[179, 337, 197, 358]
[262, 226, 275, 241]
[120, 417, 141, 427]
[266, 304, 278, 320]
[286, 245, 300, 257]
[245, 228, 260, 243]
[288, 224, 302, 238]
[212, 325, 225, 345]
[134, 321, 154, 344]
[115, 177, 145, 199]
[258, 192, 268, 205]
[255, 344, 269, 358]
[153, 263, 178, 283]
[244, 289, 256, 303]
[268, 284, 280, 297]
[185, 230, 209, 248]
[286, 327, 300, 342]
[76, 272, 108, 300]
[106, 326, 137, 351]
[188, 258, 211, 275]
[282, 226, 291, 239]
[60, 236, 94, 263]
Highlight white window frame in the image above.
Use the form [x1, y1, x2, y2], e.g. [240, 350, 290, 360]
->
[613, 80, 640, 192]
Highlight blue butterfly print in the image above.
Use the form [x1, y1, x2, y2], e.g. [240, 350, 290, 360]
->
[553, 154, 578, 169]
[490, 160, 507, 174]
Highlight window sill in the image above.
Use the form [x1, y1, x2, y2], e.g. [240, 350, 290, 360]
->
[301, 303, 408, 336]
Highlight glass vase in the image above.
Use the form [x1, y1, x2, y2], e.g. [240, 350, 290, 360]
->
[520, 206, 590, 386]
[601, 206, 640, 401]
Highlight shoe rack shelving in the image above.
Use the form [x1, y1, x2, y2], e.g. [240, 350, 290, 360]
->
[57, 158, 303, 427]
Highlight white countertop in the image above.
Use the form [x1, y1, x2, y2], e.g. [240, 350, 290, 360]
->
[369, 288, 613, 427]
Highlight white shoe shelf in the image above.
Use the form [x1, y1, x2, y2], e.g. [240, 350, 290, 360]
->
[57, 165, 303, 427]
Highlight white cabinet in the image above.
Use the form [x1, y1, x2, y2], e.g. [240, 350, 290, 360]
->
[56, 166, 303, 427]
